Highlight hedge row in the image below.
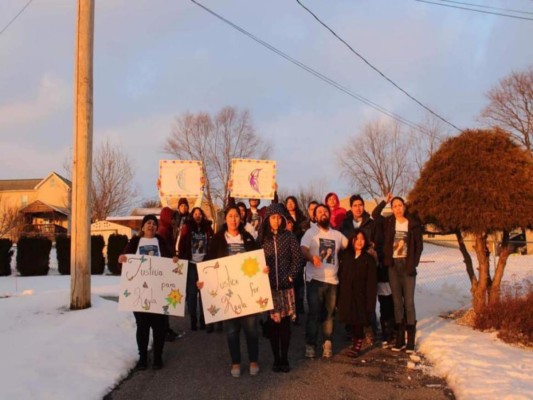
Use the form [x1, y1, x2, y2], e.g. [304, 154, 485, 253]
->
[0, 238, 13, 276]
[56, 235, 107, 275]
[17, 236, 52, 276]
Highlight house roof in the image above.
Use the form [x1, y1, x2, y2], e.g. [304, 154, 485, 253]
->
[0, 179, 42, 191]
[19, 200, 69, 216]
[0, 172, 71, 192]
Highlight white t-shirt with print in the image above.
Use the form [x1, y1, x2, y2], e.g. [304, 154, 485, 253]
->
[136, 237, 160, 257]
[301, 227, 348, 285]
[393, 220, 408, 259]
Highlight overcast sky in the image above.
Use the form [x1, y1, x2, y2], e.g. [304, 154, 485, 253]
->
[1, 0, 532, 204]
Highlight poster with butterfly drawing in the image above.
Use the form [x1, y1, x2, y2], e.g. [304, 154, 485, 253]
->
[118, 255, 188, 317]
[197, 249, 273, 324]
[230, 159, 276, 200]
[159, 160, 203, 202]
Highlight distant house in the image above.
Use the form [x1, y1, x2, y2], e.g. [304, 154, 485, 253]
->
[0, 172, 71, 241]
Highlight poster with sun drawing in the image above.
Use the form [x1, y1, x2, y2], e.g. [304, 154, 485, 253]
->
[118, 255, 188, 317]
[197, 249, 273, 324]
[230, 159, 276, 200]
[159, 160, 203, 205]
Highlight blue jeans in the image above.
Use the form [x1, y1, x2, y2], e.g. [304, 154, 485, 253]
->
[388, 259, 416, 325]
[224, 314, 259, 364]
[305, 279, 338, 346]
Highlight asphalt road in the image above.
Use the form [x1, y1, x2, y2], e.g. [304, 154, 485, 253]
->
[105, 314, 454, 400]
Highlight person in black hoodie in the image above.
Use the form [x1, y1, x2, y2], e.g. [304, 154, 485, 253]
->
[119, 215, 176, 371]
[372, 193, 423, 353]
[259, 203, 303, 372]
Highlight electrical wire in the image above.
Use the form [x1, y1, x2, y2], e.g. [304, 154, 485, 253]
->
[438, 0, 533, 15]
[190, 0, 444, 137]
[296, 0, 461, 132]
[415, 0, 533, 20]
[0, 0, 34, 36]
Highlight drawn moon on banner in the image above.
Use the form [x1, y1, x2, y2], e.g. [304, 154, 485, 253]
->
[249, 168, 262, 194]
[176, 169, 188, 192]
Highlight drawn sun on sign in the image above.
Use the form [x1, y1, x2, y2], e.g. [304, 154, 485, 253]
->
[166, 289, 183, 308]
[241, 257, 260, 278]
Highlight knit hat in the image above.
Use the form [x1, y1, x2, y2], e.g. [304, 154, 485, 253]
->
[141, 214, 158, 228]
[178, 198, 189, 207]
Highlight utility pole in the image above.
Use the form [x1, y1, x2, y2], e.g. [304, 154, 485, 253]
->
[71, 0, 95, 310]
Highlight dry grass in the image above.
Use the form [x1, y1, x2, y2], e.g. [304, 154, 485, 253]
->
[473, 280, 533, 347]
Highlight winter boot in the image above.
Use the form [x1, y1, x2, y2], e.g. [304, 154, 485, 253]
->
[406, 322, 417, 353]
[391, 321, 406, 352]
[134, 351, 148, 371]
[347, 338, 363, 358]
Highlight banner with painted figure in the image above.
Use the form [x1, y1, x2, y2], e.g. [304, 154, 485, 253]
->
[159, 160, 203, 208]
[118, 255, 188, 317]
[230, 159, 276, 200]
[197, 249, 273, 324]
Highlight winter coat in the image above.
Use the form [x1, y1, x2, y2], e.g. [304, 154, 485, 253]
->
[372, 200, 423, 276]
[157, 207, 177, 255]
[177, 219, 214, 261]
[260, 203, 303, 291]
[339, 210, 377, 245]
[325, 192, 346, 229]
[337, 250, 377, 326]
[122, 234, 173, 259]
[205, 226, 259, 261]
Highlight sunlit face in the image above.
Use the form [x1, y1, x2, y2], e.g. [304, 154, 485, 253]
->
[286, 198, 296, 212]
[142, 220, 158, 238]
[308, 203, 317, 220]
[269, 214, 283, 232]
[225, 209, 241, 232]
[354, 232, 365, 252]
[249, 199, 259, 208]
[315, 206, 330, 224]
[178, 204, 189, 215]
[351, 200, 364, 220]
[391, 199, 406, 219]
[192, 209, 203, 224]
[326, 196, 337, 208]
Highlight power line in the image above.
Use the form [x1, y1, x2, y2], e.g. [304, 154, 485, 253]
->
[415, 0, 533, 20]
[439, 0, 533, 15]
[295, 0, 461, 132]
[189, 0, 440, 137]
[0, 0, 34, 36]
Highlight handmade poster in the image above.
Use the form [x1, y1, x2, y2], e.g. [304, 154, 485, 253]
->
[118, 255, 188, 317]
[197, 249, 273, 324]
[230, 159, 276, 200]
[159, 160, 203, 202]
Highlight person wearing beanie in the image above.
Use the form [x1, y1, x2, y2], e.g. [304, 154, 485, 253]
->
[119, 214, 176, 371]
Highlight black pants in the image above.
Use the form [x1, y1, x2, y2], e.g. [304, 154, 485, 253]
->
[186, 262, 204, 321]
[269, 316, 291, 365]
[134, 312, 166, 360]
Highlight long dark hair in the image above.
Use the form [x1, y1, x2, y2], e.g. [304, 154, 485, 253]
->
[351, 228, 370, 253]
[189, 207, 207, 230]
[285, 196, 306, 223]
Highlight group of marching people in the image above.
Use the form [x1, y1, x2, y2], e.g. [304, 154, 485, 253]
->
[120, 190, 423, 377]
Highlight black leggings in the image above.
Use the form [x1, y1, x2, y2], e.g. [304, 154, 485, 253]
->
[134, 312, 166, 359]
[269, 316, 291, 365]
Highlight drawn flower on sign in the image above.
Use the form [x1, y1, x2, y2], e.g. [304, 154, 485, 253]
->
[166, 289, 183, 308]
[208, 304, 220, 316]
[241, 257, 259, 278]
[256, 297, 269, 309]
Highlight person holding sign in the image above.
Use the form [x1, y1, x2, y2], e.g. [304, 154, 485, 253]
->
[197, 205, 264, 378]
[259, 204, 303, 373]
[119, 215, 177, 371]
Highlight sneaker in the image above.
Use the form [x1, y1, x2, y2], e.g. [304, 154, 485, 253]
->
[230, 365, 241, 378]
[322, 340, 333, 358]
[347, 338, 363, 358]
[305, 344, 316, 358]
[249, 363, 260, 376]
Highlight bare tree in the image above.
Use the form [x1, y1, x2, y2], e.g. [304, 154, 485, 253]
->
[338, 119, 414, 201]
[480, 65, 533, 152]
[65, 139, 138, 221]
[0, 195, 22, 239]
[411, 114, 450, 178]
[140, 198, 162, 208]
[163, 107, 271, 223]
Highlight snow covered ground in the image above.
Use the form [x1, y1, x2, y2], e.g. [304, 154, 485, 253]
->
[0, 244, 531, 399]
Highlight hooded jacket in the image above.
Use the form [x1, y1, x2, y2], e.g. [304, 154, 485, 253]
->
[177, 218, 214, 261]
[325, 192, 346, 230]
[157, 207, 177, 255]
[260, 203, 303, 291]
